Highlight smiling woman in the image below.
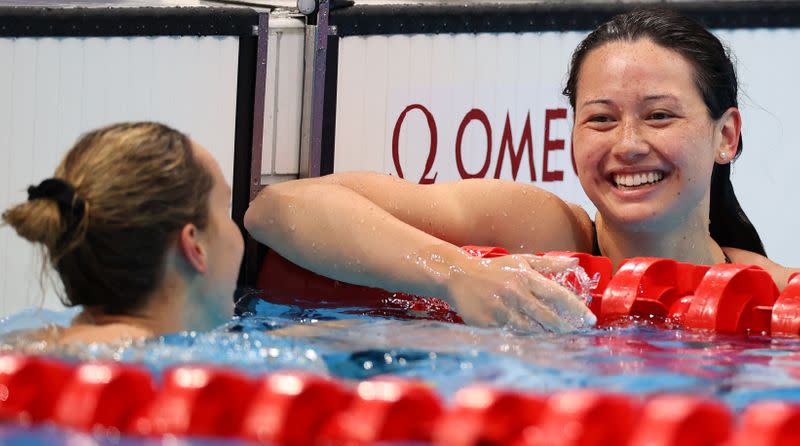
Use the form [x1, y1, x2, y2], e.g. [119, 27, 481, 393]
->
[244, 8, 799, 333]
[570, 38, 738, 260]
[564, 9, 758, 263]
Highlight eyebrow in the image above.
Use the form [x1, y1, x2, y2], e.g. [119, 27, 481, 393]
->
[643, 94, 678, 102]
[580, 94, 679, 107]
[581, 98, 613, 107]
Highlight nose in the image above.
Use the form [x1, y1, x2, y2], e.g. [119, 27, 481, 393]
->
[611, 118, 650, 162]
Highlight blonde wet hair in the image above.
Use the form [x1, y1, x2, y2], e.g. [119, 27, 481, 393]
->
[3, 122, 214, 315]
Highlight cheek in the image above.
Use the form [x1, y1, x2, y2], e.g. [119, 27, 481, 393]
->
[209, 214, 244, 272]
[232, 226, 244, 259]
[572, 144, 606, 202]
[660, 131, 716, 178]
[226, 222, 245, 264]
[572, 136, 602, 180]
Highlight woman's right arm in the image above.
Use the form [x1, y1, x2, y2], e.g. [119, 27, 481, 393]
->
[244, 172, 595, 331]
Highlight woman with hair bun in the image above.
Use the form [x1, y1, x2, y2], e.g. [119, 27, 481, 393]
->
[3, 122, 244, 344]
[245, 8, 799, 333]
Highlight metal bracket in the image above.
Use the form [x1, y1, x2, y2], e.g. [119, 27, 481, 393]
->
[249, 12, 270, 201]
[298, 0, 329, 178]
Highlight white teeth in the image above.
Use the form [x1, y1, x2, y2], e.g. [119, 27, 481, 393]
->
[613, 171, 664, 187]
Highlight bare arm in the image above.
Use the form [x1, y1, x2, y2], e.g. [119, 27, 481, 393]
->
[244, 172, 595, 330]
[246, 173, 589, 290]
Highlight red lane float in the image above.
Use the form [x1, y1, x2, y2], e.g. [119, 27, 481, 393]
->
[257, 249, 463, 323]
[771, 272, 800, 337]
[259, 245, 800, 339]
[52, 362, 155, 432]
[515, 390, 640, 446]
[461, 249, 793, 339]
[597, 258, 709, 325]
[318, 378, 444, 445]
[128, 366, 255, 438]
[239, 371, 351, 446]
[0, 355, 73, 422]
[628, 395, 733, 446]
[732, 400, 800, 446]
[1, 354, 800, 445]
[433, 386, 546, 446]
[256, 246, 608, 325]
[682, 264, 779, 334]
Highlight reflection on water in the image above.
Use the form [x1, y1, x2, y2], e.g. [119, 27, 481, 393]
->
[2, 292, 800, 415]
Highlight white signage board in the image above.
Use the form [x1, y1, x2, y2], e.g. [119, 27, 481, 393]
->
[333, 29, 800, 266]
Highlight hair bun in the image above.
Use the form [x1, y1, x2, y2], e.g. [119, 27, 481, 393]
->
[27, 178, 86, 237]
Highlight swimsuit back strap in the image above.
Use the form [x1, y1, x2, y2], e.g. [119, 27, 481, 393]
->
[591, 220, 602, 257]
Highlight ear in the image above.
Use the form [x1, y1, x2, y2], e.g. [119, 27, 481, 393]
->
[178, 223, 208, 273]
[715, 107, 741, 165]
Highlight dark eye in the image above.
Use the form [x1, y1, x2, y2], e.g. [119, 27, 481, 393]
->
[588, 115, 612, 123]
[648, 111, 673, 120]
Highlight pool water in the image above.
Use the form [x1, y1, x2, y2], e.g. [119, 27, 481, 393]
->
[2, 290, 800, 444]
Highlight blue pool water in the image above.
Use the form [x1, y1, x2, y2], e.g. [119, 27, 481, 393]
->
[2, 291, 800, 444]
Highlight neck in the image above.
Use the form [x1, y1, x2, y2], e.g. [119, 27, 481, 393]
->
[595, 212, 726, 269]
[76, 274, 189, 337]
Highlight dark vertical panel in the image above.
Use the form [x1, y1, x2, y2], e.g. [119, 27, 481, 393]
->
[320, 34, 339, 176]
[232, 33, 257, 287]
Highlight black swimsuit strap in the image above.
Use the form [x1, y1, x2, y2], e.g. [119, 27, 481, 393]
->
[722, 250, 732, 264]
[590, 220, 602, 256]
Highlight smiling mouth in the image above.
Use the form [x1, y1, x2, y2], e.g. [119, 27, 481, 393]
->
[612, 171, 666, 190]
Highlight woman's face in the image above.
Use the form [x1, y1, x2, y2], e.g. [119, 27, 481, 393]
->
[572, 39, 722, 231]
[192, 143, 245, 323]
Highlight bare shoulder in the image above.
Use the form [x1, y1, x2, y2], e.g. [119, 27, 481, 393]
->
[447, 179, 594, 253]
[723, 247, 800, 290]
[0, 324, 151, 355]
[565, 202, 595, 252]
[58, 323, 151, 345]
[0, 325, 64, 348]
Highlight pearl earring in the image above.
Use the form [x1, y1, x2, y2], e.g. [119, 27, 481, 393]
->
[719, 152, 728, 160]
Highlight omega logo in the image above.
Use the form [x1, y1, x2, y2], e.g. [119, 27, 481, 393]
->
[391, 104, 577, 184]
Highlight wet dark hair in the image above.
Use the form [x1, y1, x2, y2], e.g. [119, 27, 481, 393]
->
[563, 8, 766, 256]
